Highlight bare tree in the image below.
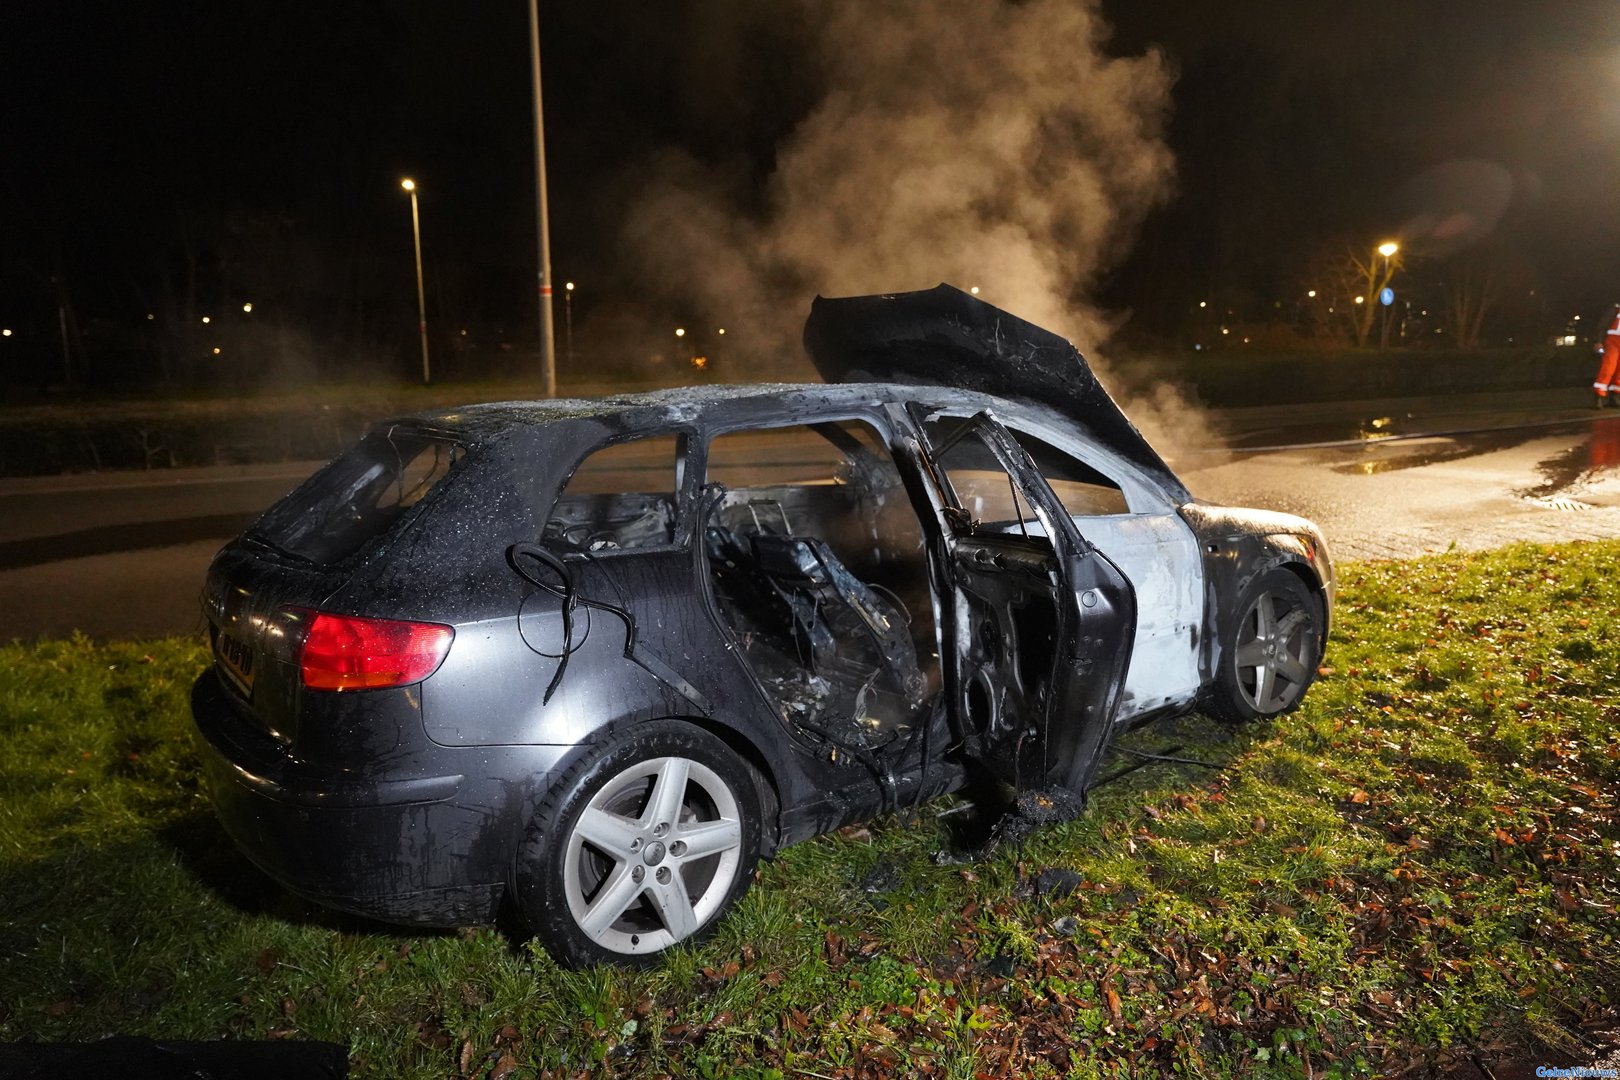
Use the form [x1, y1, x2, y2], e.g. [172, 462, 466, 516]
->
[1301, 239, 1399, 347]
[1435, 245, 1539, 349]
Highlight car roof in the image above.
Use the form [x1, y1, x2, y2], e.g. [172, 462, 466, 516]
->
[388, 380, 1191, 504]
[396, 382, 938, 436]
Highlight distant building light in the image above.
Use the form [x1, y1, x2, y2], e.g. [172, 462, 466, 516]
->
[717, 328, 726, 335]
[211, 347, 222, 355]
[1354, 296, 1365, 305]
[1194, 343, 1202, 351]
[691, 355, 708, 370]
[1307, 290, 1317, 298]
[1198, 300, 1207, 309]
[1560, 334, 1579, 346]
[969, 286, 980, 295]
[460, 329, 468, 336]
[201, 316, 211, 324]
[1, 329, 11, 337]
[1573, 314, 1582, 321]
[146, 313, 155, 321]
[242, 302, 253, 313]
[565, 281, 575, 292]
[1221, 327, 1230, 335]
[1242, 336, 1251, 344]
[674, 328, 686, 338]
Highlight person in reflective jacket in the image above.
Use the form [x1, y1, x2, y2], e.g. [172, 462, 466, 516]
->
[1594, 304, 1620, 408]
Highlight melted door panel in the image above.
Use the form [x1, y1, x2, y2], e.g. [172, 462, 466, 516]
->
[918, 412, 1135, 792]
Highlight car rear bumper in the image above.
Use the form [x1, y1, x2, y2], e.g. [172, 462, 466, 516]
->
[191, 670, 567, 927]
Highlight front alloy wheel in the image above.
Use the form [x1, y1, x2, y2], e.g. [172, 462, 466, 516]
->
[1211, 569, 1323, 722]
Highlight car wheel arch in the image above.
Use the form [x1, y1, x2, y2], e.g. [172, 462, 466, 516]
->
[1207, 548, 1325, 653]
[1204, 560, 1327, 723]
[518, 712, 785, 861]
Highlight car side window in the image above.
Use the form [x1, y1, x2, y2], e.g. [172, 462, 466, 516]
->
[544, 434, 682, 550]
[924, 419, 1041, 534]
[1006, 428, 1129, 516]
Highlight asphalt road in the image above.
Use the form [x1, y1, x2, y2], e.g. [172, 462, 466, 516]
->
[4, 386, 1618, 641]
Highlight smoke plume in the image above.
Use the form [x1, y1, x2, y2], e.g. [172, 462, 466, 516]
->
[621, 0, 1177, 364]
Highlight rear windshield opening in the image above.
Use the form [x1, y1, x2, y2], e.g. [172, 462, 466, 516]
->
[249, 428, 464, 564]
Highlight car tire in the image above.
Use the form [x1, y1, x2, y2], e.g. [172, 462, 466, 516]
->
[1208, 568, 1324, 724]
[515, 721, 762, 968]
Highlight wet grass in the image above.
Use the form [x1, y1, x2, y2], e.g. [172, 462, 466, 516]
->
[1, 541, 1617, 1077]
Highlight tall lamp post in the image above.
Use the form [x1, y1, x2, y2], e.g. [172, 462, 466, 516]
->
[1377, 240, 1399, 351]
[401, 178, 430, 384]
[527, 0, 557, 397]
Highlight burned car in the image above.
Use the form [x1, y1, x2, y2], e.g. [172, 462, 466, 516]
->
[192, 285, 1332, 967]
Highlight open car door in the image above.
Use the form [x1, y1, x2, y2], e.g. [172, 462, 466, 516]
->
[913, 410, 1136, 794]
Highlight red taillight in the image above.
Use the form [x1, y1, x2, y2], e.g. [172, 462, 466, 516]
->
[298, 611, 455, 692]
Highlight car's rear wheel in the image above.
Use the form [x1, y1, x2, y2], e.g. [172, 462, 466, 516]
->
[1209, 569, 1323, 723]
[516, 721, 762, 967]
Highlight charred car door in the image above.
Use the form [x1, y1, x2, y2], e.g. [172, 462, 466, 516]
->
[914, 411, 1136, 794]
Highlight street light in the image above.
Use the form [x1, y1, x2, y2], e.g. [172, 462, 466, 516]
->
[401, 178, 430, 384]
[1377, 240, 1400, 349]
[564, 281, 574, 366]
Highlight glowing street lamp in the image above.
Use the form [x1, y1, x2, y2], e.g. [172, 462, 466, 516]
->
[1376, 241, 1400, 349]
[401, 178, 430, 383]
[563, 281, 574, 365]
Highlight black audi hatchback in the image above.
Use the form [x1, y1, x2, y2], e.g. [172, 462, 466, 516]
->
[193, 285, 1333, 966]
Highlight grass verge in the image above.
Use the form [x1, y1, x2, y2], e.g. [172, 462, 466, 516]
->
[1, 541, 1617, 1077]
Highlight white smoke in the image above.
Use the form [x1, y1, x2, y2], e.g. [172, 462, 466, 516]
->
[621, 0, 1178, 362]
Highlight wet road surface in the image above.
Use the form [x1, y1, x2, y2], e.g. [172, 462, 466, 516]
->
[1182, 415, 1620, 562]
[4, 389, 1620, 640]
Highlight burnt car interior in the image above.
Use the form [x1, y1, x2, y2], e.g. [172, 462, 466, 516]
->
[701, 420, 940, 756]
[542, 433, 684, 551]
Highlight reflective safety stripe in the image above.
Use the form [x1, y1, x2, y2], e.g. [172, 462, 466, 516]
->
[1597, 382, 1610, 391]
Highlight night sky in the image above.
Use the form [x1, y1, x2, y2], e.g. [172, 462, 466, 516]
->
[5, 1, 1620, 387]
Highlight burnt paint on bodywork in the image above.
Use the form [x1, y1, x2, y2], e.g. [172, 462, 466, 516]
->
[1176, 501, 1334, 686]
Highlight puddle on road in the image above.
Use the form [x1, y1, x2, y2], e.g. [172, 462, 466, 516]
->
[1334, 440, 1478, 475]
[1517, 418, 1620, 503]
[1331, 429, 1539, 476]
[1327, 421, 1618, 478]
